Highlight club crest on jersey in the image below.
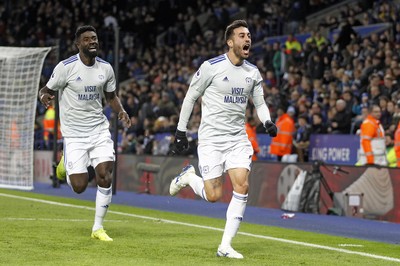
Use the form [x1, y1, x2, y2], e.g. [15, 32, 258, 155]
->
[98, 74, 105, 80]
[245, 77, 252, 84]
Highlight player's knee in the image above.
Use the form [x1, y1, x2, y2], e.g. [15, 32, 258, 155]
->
[96, 175, 112, 188]
[72, 184, 87, 194]
[234, 183, 249, 195]
[205, 189, 222, 203]
[69, 173, 89, 194]
[95, 164, 113, 187]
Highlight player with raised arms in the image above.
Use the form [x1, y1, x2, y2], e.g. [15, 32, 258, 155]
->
[39, 25, 131, 241]
[169, 20, 277, 258]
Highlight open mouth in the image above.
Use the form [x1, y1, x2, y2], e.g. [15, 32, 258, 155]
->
[243, 44, 250, 55]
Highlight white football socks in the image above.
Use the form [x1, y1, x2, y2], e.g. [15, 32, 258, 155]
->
[92, 185, 112, 232]
[188, 173, 208, 201]
[220, 191, 248, 248]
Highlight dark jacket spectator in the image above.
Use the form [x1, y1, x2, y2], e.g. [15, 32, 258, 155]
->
[329, 99, 352, 134]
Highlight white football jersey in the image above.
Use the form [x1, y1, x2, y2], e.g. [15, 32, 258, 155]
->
[178, 53, 265, 144]
[46, 54, 115, 137]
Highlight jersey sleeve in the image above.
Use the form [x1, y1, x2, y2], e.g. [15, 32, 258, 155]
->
[104, 64, 116, 92]
[253, 95, 271, 124]
[252, 69, 270, 124]
[177, 62, 213, 132]
[46, 62, 67, 91]
[251, 69, 264, 98]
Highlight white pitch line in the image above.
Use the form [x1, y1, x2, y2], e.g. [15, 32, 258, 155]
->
[1, 192, 399, 263]
[1, 218, 127, 222]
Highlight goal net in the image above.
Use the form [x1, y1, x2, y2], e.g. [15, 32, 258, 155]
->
[0, 47, 52, 190]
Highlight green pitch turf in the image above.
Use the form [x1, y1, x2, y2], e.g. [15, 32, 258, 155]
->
[0, 188, 399, 266]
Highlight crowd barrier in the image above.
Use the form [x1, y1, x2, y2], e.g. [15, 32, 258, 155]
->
[34, 151, 400, 223]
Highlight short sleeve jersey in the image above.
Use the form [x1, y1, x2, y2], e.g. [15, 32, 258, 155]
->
[46, 54, 115, 137]
[179, 53, 264, 144]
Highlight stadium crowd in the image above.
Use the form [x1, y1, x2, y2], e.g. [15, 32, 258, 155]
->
[2, 0, 400, 162]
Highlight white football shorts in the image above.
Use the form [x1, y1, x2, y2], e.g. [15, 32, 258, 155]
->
[63, 130, 115, 175]
[197, 139, 253, 181]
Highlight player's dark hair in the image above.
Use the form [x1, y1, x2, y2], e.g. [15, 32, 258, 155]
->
[75, 25, 96, 40]
[224, 20, 248, 42]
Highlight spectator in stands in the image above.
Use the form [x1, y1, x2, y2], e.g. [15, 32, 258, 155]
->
[270, 106, 296, 161]
[307, 50, 324, 80]
[139, 92, 160, 124]
[287, 0, 305, 34]
[120, 129, 138, 154]
[357, 104, 387, 166]
[42, 101, 61, 149]
[264, 70, 277, 88]
[382, 74, 398, 98]
[379, 95, 392, 130]
[311, 113, 328, 134]
[351, 105, 369, 135]
[328, 99, 352, 134]
[187, 15, 202, 42]
[11, 0, 398, 157]
[385, 133, 397, 167]
[334, 19, 358, 53]
[263, 42, 275, 70]
[284, 33, 302, 67]
[123, 92, 139, 118]
[392, 101, 400, 130]
[267, 85, 284, 112]
[342, 90, 355, 116]
[272, 42, 286, 85]
[395, 122, 400, 167]
[309, 101, 326, 123]
[369, 80, 384, 106]
[293, 114, 311, 162]
[158, 91, 178, 118]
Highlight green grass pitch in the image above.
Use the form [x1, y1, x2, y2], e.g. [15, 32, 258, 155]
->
[0, 188, 399, 266]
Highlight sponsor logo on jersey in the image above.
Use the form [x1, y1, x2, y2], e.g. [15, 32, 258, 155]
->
[195, 69, 201, 78]
[224, 95, 247, 104]
[224, 87, 247, 104]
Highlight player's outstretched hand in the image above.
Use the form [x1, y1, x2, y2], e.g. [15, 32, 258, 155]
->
[118, 110, 131, 128]
[40, 93, 54, 108]
[265, 120, 277, 137]
[174, 130, 189, 154]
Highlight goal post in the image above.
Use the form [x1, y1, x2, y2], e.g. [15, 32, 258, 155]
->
[0, 47, 52, 190]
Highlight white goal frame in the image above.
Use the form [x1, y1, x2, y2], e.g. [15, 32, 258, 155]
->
[0, 47, 52, 190]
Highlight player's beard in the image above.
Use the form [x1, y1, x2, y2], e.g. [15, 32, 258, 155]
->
[82, 47, 98, 58]
[233, 44, 249, 60]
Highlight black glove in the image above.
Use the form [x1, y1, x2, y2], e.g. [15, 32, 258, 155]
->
[174, 130, 189, 153]
[265, 120, 277, 137]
